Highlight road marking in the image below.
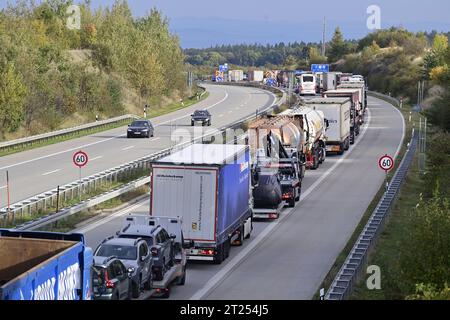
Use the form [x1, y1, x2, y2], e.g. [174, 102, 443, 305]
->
[150, 137, 161, 141]
[219, 114, 224, 118]
[0, 185, 7, 190]
[228, 111, 233, 114]
[122, 146, 135, 151]
[90, 156, 103, 161]
[190, 108, 376, 300]
[235, 107, 240, 110]
[42, 169, 61, 176]
[74, 200, 148, 234]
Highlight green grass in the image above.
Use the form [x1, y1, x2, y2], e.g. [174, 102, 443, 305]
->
[313, 100, 420, 300]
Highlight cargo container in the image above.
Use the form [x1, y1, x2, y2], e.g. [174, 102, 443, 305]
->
[0, 229, 93, 300]
[324, 89, 362, 144]
[304, 98, 351, 155]
[338, 81, 367, 124]
[248, 70, 264, 82]
[323, 72, 342, 91]
[228, 70, 244, 82]
[150, 144, 252, 264]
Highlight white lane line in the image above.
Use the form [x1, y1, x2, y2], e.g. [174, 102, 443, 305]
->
[228, 111, 233, 114]
[235, 107, 240, 110]
[42, 169, 61, 176]
[150, 137, 161, 142]
[0, 90, 230, 171]
[74, 200, 147, 234]
[219, 114, 224, 118]
[122, 146, 135, 151]
[90, 156, 103, 161]
[190, 108, 376, 300]
[0, 185, 7, 190]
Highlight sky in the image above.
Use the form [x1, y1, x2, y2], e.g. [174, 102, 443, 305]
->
[2, 0, 450, 48]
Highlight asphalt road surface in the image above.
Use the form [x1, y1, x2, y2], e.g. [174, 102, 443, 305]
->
[0, 84, 276, 208]
[77, 95, 404, 300]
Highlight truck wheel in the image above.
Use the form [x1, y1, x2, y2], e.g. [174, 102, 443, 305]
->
[131, 281, 140, 299]
[288, 197, 295, 208]
[176, 266, 186, 286]
[213, 245, 224, 264]
[312, 152, 319, 170]
[345, 138, 350, 151]
[224, 239, 231, 258]
[234, 226, 244, 246]
[191, 121, 194, 126]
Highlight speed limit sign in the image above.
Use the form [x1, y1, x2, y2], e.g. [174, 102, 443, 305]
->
[73, 151, 89, 168]
[378, 154, 394, 172]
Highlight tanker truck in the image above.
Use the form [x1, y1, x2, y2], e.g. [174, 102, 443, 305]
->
[280, 106, 328, 170]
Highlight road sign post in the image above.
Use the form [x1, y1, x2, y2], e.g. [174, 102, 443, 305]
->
[73, 151, 88, 198]
[378, 154, 394, 192]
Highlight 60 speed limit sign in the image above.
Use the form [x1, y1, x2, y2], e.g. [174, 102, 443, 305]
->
[378, 154, 394, 172]
[73, 151, 89, 168]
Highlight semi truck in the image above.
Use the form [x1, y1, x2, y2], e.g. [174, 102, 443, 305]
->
[229, 70, 244, 82]
[338, 81, 368, 124]
[324, 89, 362, 144]
[323, 72, 342, 91]
[248, 70, 264, 82]
[150, 144, 253, 264]
[304, 98, 351, 155]
[280, 106, 328, 170]
[0, 229, 93, 300]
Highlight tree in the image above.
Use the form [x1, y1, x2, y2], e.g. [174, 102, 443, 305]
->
[328, 27, 348, 62]
[0, 63, 27, 137]
[308, 47, 327, 65]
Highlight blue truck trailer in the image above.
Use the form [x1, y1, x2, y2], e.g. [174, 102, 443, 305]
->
[150, 144, 253, 264]
[0, 229, 93, 300]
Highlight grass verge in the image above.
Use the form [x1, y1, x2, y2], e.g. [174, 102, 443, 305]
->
[312, 100, 420, 299]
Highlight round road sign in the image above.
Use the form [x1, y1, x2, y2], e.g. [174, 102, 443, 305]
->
[378, 154, 394, 172]
[73, 151, 89, 168]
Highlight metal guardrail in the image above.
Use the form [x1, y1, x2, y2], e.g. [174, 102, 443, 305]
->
[0, 114, 139, 153]
[368, 91, 400, 108]
[3, 85, 285, 230]
[325, 131, 418, 300]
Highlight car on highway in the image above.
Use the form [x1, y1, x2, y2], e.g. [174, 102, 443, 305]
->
[94, 237, 153, 298]
[127, 120, 154, 138]
[92, 256, 133, 300]
[191, 110, 212, 126]
[118, 220, 176, 281]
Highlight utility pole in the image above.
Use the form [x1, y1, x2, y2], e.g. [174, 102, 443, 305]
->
[321, 17, 327, 57]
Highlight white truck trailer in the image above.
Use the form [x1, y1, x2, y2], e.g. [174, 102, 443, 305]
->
[304, 98, 351, 155]
[150, 144, 252, 264]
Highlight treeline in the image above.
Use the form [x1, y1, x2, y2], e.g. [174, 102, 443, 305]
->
[0, 0, 186, 138]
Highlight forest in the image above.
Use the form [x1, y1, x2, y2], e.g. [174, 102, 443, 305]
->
[0, 0, 186, 139]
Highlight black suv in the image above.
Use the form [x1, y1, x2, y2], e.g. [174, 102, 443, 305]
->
[92, 256, 132, 300]
[191, 110, 211, 126]
[94, 237, 153, 298]
[118, 223, 175, 281]
[127, 120, 154, 138]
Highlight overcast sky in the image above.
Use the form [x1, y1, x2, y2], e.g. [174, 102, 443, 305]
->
[3, 0, 450, 47]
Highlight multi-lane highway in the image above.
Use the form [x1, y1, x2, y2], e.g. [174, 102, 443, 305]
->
[75, 95, 404, 300]
[0, 84, 276, 208]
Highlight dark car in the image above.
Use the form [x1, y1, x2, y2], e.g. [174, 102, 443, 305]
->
[92, 256, 132, 300]
[118, 223, 175, 281]
[191, 110, 211, 126]
[94, 237, 153, 298]
[127, 120, 154, 138]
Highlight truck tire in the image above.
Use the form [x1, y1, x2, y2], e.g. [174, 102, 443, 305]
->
[191, 121, 194, 126]
[234, 226, 244, 246]
[311, 151, 319, 170]
[213, 244, 224, 264]
[176, 266, 186, 286]
[132, 280, 140, 299]
[224, 239, 231, 258]
[288, 196, 295, 208]
[345, 138, 350, 151]
[350, 132, 355, 145]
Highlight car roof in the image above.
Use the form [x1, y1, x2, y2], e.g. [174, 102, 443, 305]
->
[101, 237, 141, 246]
[120, 224, 157, 237]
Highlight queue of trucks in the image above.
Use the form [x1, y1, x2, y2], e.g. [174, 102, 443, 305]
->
[0, 72, 368, 300]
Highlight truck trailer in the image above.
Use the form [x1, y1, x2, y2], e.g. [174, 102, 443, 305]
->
[0, 229, 93, 300]
[150, 144, 252, 264]
[304, 98, 351, 155]
[324, 89, 362, 144]
[248, 70, 264, 82]
[338, 81, 368, 124]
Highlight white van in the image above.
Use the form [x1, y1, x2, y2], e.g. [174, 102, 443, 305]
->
[299, 73, 317, 95]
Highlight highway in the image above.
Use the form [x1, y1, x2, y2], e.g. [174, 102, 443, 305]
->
[76, 95, 405, 300]
[0, 84, 276, 208]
